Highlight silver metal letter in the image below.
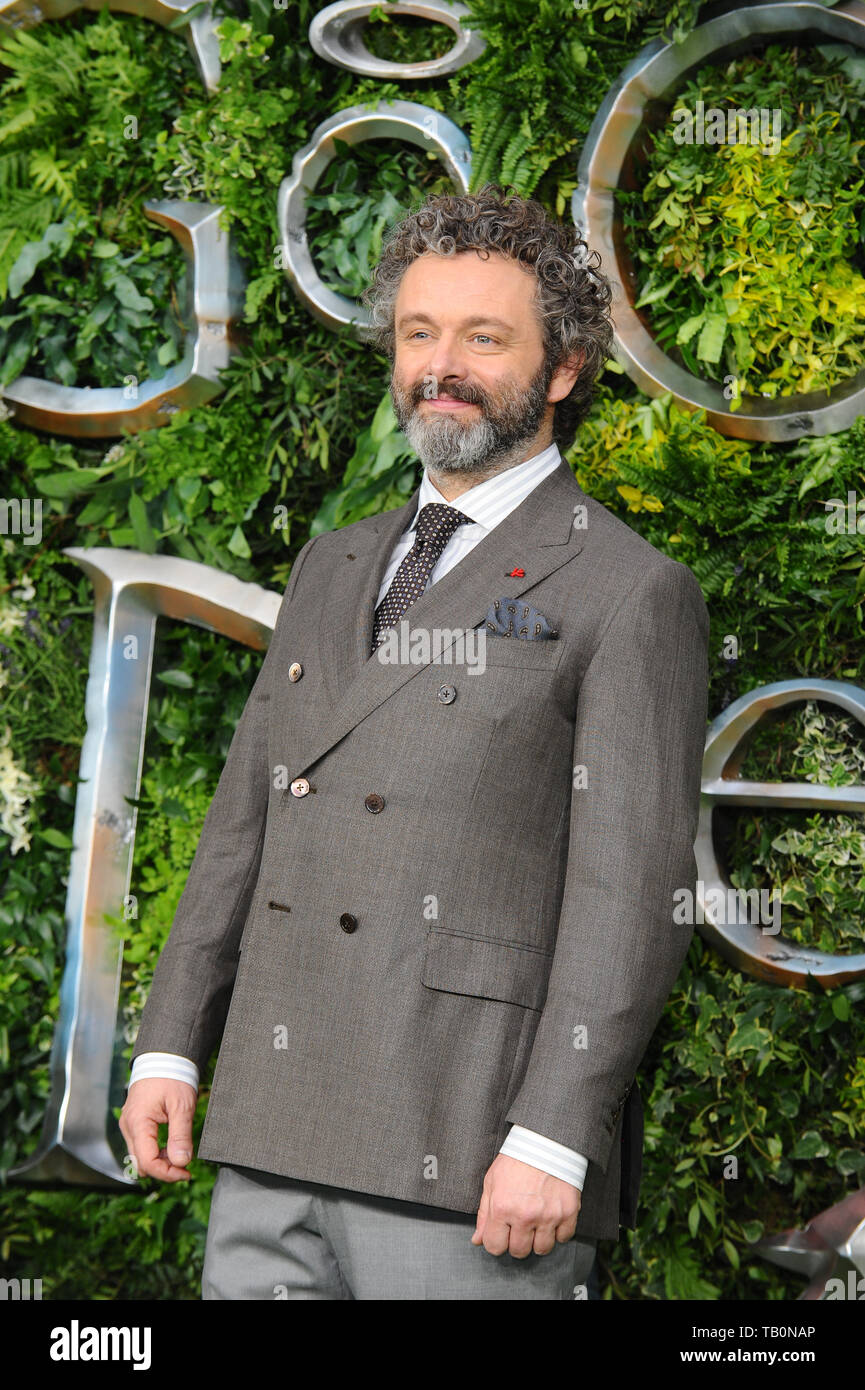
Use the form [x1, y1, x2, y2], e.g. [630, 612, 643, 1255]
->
[309, 0, 485, 79]
[10, 549, 280, 1187]
[3, 203, 245, 438]
[278, 101, 472, 336]
[0, 0, 222, 94]
[572, 1, 865, 441]
[697, 678, 865, 987]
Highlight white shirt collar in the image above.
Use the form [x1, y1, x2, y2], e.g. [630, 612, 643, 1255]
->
[410, 442, 562, 534]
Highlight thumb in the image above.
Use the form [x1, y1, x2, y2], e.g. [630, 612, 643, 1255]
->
[166, 1102, 194, 1167]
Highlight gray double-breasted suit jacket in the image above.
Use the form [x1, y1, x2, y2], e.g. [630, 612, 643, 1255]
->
[131, 457, 709, 1241]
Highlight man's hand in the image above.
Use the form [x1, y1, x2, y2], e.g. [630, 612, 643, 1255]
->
[472, 1153, 581, 1257]
[119, 1079, 197, 1182]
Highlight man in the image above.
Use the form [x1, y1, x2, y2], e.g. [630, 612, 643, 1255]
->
[120, 183, 709, 1300]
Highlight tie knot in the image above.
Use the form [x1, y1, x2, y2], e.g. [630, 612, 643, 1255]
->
[412, 502, 469, 551]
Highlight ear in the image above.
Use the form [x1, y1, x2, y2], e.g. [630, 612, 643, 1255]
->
[547, 349, 586, 404]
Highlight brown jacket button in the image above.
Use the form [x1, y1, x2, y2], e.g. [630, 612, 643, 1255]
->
[339, 912, 358, 933]
[364, 793, 384, 813]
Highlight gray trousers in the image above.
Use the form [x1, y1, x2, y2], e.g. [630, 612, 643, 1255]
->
[202, 1163, 598, 1300]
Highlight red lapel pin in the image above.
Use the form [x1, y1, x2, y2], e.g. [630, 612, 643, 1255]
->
[507, 567, 525, 578]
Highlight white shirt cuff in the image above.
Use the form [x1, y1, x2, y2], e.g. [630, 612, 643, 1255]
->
[128, 1052, 200, 1091]
[499, 1125, 588, 1190]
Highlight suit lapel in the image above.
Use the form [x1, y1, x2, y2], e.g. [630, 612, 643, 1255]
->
[300, 459, 585, 777]
[318, 486, 423, 711]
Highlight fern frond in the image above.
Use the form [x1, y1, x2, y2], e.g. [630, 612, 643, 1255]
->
[29, 150, 77, 208]
[469, 108, 519, 191]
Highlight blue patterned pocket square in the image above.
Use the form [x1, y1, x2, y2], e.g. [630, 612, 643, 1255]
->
[484, 597, 558, 639]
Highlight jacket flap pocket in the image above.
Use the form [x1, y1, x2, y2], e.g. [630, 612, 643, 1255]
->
[421, 929, 551, 1011]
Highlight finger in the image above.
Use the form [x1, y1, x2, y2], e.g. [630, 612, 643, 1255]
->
[125, 1111, 158, 1179]
[480, 1216, 512, 1257]
[532, 1222, 559, 1256]
[471, 1189, 490, 1245]
[506, 1222, 536, 1259]
[555, 1214, 578, 1244]
[118, 1115, 142, 1181]
[130, 1115, 189, 1181]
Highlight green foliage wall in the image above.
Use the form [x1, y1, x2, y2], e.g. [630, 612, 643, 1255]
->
[1, 0, 864, 1300]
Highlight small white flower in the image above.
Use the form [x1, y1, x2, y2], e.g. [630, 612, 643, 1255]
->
[0, 724, 41, 855]
[0, 596, 26, 636]
[10, 579, 35, 605]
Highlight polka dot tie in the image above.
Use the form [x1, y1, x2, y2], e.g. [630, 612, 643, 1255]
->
[371, 502, 470, 654]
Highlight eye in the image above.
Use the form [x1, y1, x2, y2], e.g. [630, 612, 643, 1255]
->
[406, 330, 498, 343]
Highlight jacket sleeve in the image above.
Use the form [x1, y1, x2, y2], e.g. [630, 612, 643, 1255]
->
[504, 557, 709, 1172]
[130, 534, 320, 1075]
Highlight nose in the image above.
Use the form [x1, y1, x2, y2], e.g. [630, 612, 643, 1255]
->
[421, 333, 469, 392]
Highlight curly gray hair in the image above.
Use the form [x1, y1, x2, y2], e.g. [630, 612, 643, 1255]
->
[361, 181, 615, 453]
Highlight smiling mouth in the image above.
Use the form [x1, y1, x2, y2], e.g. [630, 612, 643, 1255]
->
[423, 397, 477, 409]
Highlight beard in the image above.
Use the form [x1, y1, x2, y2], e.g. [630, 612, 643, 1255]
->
[389, 357, 555, 476]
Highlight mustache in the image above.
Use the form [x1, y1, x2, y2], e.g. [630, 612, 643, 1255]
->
[409, 383, 484, 406]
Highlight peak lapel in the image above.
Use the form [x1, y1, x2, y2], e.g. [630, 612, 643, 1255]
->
[299, 460, 585, 779]
[318, 486, 423, 711]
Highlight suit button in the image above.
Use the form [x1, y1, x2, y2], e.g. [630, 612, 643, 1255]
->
[288, 662, 303, 682]
[364, 793, 384, 813]
[339, 912, 358, 933]
[290, 777, 310, 797]
[437, 684, 456, 704]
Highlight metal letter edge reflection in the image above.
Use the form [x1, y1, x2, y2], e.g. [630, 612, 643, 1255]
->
[309, 0, 485, 78]
[8, 548, 280, 1187]
[0, 0, 222, 94]
[754, 1185, 865, 1300]
[571, 0, 865, 441]
[2, 202, 245, 437]
[696, 678, 865, 988]
[278, 100, 472, 336]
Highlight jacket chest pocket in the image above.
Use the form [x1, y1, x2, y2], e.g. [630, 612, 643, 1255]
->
[476, 633, 565, 671]
[421, 927, 552, 1011]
